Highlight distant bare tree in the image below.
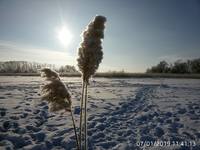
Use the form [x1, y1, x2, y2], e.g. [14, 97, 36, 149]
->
[0, 61, 77, 73]
[147, 58, 200, 74]
[191, 58, 200, 73]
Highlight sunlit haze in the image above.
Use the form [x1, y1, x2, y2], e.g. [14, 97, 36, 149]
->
[56, 25, 73, 47]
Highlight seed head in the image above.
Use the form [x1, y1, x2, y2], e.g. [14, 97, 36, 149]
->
[40, 69, 71, 112]
[40, 68, 60, 80]
[77, 15, 106, 83]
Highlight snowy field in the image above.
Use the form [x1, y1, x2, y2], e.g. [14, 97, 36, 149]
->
[0, 76, 200, 150]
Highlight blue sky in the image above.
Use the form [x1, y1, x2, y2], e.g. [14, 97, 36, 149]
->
[0, 0, 200, 72]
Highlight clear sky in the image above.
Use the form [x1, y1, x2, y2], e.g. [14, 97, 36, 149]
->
[0, 0, 200, 72]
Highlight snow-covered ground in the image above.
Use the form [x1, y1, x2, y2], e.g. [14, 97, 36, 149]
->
[0, 76, 200, 150]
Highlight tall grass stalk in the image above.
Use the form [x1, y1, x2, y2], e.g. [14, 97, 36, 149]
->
[40, 68, 80, 150]
[70, 107, 80, 150]
[77, 15, 106, 150]
[84, 83, 88, 150]
[79, 80, 85, 149]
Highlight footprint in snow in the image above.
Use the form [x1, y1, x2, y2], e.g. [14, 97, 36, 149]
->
[0, 108, 6, 117]
[10, 116, 19, 120]
[13, 105, 21, 109]
[20, 113, 28, 118]
[24, 108, 32, 112]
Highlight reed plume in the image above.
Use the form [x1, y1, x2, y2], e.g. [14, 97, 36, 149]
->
[77, 15, 106, 150]
[40, 79, 71, 111]
[40, 68, 80, 150]
[40, 68, 60, 80]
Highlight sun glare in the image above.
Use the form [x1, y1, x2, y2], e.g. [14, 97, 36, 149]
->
[56, 26, 73, 47]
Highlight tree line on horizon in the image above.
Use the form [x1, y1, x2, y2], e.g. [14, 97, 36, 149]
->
[0, 61, 78, 73]
[146, 58, 200, 74]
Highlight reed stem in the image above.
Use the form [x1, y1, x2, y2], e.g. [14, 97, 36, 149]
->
[79, 80, 85, 149]
[70, 108, 80, 150]
[84, 83, 88, 150]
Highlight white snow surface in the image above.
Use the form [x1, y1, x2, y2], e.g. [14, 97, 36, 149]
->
[0, 76, 200, 150]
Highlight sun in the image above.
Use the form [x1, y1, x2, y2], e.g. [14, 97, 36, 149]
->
[56, 25, 73, 47]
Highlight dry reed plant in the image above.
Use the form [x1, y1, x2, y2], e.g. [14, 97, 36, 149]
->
[40, 68, 80, 150]
[77, 15, 106, 150]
